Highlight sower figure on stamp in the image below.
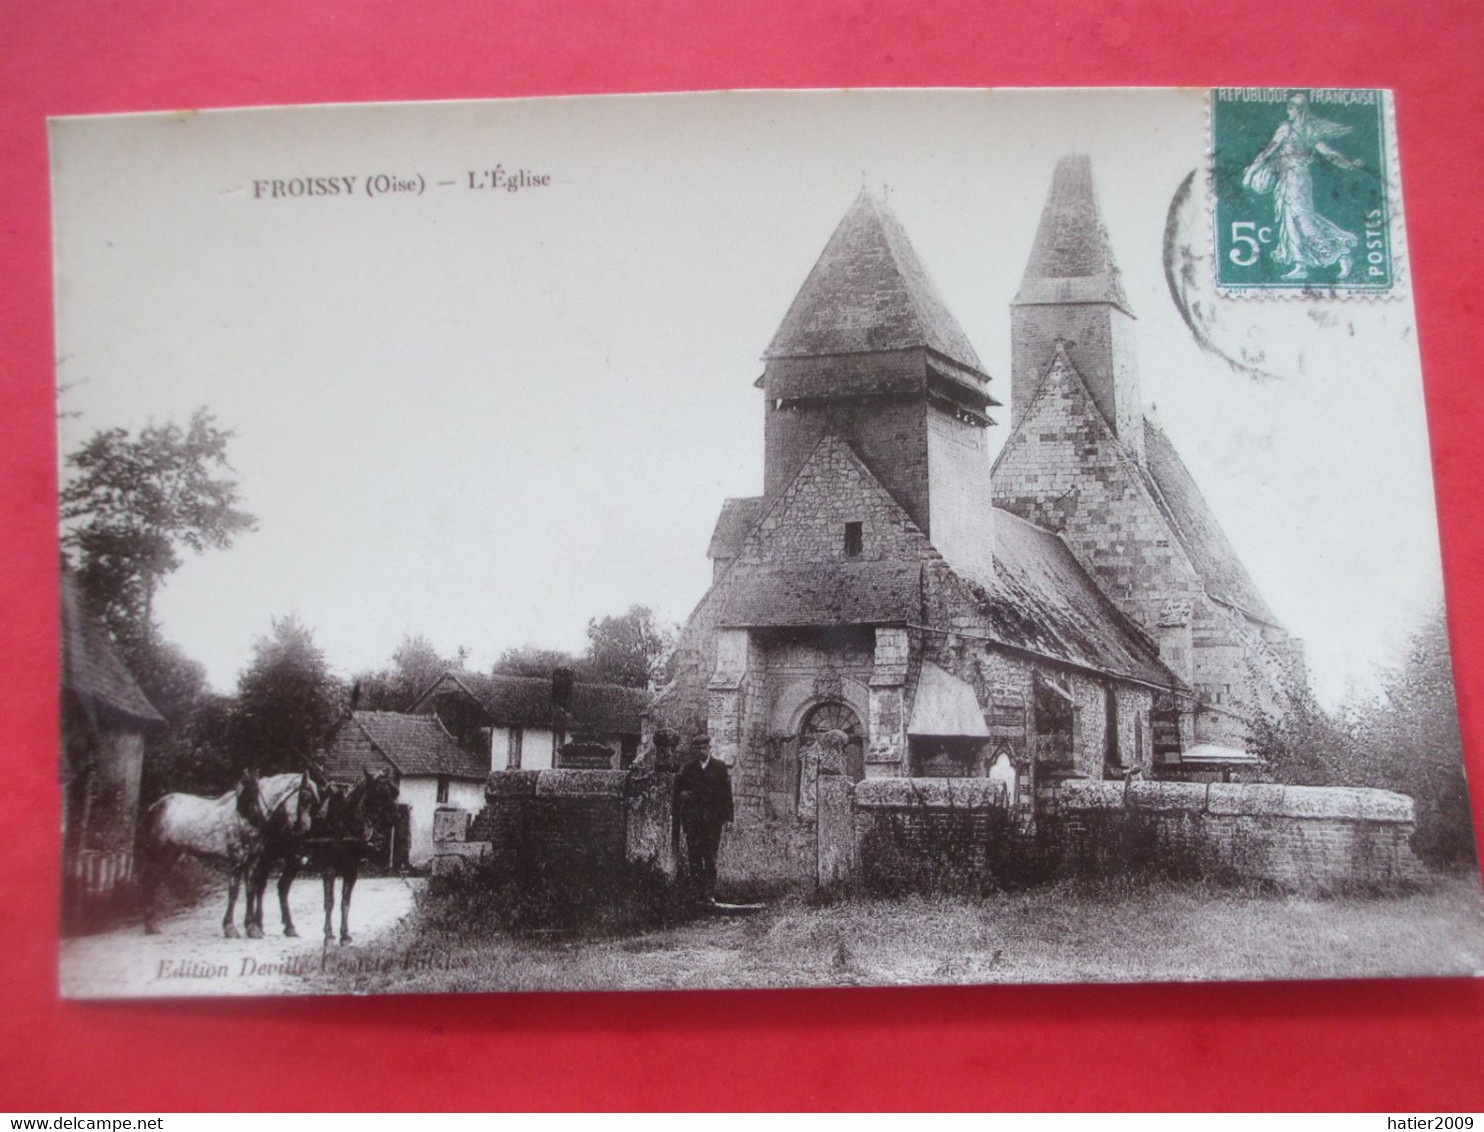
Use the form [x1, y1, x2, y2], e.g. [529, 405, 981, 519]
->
[1242, 91, 1365, 281]
[672, 735, 733, 905]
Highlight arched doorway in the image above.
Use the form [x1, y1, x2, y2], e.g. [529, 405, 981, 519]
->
[799, 700, 865, 782]
[987, 745, 1018, 805]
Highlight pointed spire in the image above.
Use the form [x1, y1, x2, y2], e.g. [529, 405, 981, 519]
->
[1014, 154, 1131, 315]
[766, 190, 986, 377]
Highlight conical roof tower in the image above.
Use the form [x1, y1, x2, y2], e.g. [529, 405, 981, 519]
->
[767, 189, 987, 373]
[759, 189, 999, 578]
[1015, 155, 1131, 313]
[1011, 155, 1143, 459]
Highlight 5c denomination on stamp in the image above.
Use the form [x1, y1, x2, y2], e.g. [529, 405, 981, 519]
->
[1212, 87, 1393, 294]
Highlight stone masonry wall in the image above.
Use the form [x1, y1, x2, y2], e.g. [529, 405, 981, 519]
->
[1049, 779, 1427, 892]
[1011, 304, 1142, 459]
[765, 391, 929, 528]
[745, 432, 939, 567]
[462, 769, 1424, 902]
[992, 348, 1291, 734]
[763, 358, 996, 581]
[471, 770, 676, 881]
[848, 776, 1425, 895]
[924, 405, 996, 587]
[994, 349, 1202, 613]
[655, 430, 948, 768]
[853, 777, 1017, 892]
[651, 573, 734, 744]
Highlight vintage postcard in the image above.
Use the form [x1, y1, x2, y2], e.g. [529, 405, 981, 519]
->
[52, 89, 1482, 998]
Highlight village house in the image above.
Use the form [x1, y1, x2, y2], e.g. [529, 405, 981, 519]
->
[322, 710, 487, 868]
[323, 668, 648, 867]
[60, 571, 165, 931]
[407, 669, 648, 771]
[650, 156, 1304, 871]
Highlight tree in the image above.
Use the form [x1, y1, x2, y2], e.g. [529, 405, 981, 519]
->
[128, 636, 222, 803]
[60, 408, 256, 655]
[1250, 680, 1353, 788]
[489, 608, 675, 688]
[492, 643, 583, 680]
[1347, 607, 1474, 865]
[140, 691, 238, 802]
[125, 636, 209, 726]
[1261, 605, 1475, 867]
[584, 605, 674, 689]
[230, 614, 345, 776]
[352, 633, 466, 711]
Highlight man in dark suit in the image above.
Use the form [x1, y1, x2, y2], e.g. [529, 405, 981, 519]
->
[673, 738, 733, 904]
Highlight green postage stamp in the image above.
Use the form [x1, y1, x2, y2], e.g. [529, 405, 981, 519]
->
[1212, 87, 1393, 293]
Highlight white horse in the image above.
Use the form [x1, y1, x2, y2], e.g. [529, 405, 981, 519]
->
[139, 771, 317, 938]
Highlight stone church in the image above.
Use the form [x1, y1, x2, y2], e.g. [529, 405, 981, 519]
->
[651, 155, 1304, 860]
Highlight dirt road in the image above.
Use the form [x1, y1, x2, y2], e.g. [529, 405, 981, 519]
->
[60, 876, 424, 999]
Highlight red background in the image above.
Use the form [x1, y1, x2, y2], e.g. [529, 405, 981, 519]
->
[3, 0, 1483, 1112]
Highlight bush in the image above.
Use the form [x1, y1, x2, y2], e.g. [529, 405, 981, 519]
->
[1256, 607, 1477, 869]
[421, 849, 683, 937]
[857, 793, 1046, 896]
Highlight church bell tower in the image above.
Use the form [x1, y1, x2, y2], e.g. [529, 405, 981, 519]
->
[759, 190, 1001, 578]
[1011, 155, 1144, 461]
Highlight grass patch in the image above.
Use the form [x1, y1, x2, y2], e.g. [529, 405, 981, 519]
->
[421, 851, 685, 938]
[306, 870, 1484, 995]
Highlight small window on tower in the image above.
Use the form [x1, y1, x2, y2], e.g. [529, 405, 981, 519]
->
[843, 521, 863, 558]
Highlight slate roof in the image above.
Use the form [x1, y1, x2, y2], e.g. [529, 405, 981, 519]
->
[328, 711, 488, 780]
[436, 672, 648, 736]
[1013, 154, 1132, 314]
[707, 496, 764, 561]
[909, 662, 991, 737]
[1141, 419, 1280, 627]
[59, 572, 165, 731]
[765, 190, 987, 376]
[720, 560, 923, 628]
[721, 424, 1174, 686]
[982, 511, 1177, 689]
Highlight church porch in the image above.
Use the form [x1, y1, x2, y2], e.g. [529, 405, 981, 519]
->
[701, 620, 1166, 886]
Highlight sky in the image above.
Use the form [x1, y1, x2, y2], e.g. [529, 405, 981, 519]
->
[50, 89, 1445, 706]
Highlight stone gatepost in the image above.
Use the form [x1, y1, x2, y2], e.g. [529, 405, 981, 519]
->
[432, 807, 472, 844]
[624, 769, 678, 878]
[814, 729, 856, 893]
[817, 775, 855, 893]
[868, 626, 910, 774]
[799, 727, 850, 821]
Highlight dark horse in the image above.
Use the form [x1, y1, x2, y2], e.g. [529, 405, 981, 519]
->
[139, 771, 317, 938]
[252, 768, 399, 944]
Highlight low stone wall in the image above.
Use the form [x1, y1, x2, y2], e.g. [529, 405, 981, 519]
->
[849, 777, 1017, 894]
[454, 770, 1426, 898]
[845, 776, 1424, 895]
[1049, 779, 1426, 893]
[467, 769, 675, 879]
